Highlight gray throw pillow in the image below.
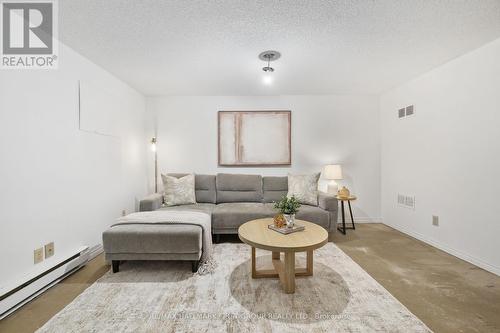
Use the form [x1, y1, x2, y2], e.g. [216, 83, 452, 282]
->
[161, 174, 196, 206]
[287, 173, 320, 206]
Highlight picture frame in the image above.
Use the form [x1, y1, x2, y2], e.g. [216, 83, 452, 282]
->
[218, 110, 291, 166]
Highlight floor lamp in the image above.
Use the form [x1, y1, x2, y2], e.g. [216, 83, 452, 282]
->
[151, 137, 158, 193]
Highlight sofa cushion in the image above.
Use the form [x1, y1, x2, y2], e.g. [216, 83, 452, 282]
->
[294, 204, 330, 230]
[169, 173, 216, 204]
[216, 173, 263, 203]
[287, 173, 320, 206]
[263, 176, 288, 203]
[103, 224, 202, 254]
[212, 203, 276, 231]
[161, 174, 196, 206]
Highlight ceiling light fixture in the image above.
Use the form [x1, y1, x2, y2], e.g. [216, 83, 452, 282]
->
[259, 50, 281, 85]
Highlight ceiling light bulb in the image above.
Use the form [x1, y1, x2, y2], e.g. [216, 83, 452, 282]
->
[262, 74, 273, 85]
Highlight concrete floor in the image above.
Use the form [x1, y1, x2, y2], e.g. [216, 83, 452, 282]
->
[0, 224, 499, 333]
[332, 224, 500, 333]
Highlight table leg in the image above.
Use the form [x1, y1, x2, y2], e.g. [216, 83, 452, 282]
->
[251, 247, 256, 278]
[348, 200, 355, 230]
[337, 201, 347, 235]
[306, 250, 313, 275]
[284, 252, 295, 293]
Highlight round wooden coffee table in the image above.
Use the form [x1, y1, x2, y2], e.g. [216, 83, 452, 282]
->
[238, 218, 328, 294]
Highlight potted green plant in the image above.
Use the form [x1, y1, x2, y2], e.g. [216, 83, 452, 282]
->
[274, 195, 301, 228]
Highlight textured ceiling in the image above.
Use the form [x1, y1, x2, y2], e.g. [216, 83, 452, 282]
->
[59, 0, 500, 96]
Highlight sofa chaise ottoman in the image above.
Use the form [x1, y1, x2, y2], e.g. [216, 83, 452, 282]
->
[102, 223, 202, 273]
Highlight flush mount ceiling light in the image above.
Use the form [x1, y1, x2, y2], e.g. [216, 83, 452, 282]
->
[259, 50, 280, 72]
[259, 50, 281, 85]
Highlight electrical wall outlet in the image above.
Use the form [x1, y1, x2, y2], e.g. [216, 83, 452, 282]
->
[432, 215, 439, 226]
[45, 242, 55, 258]
[34, 247, 44, 264]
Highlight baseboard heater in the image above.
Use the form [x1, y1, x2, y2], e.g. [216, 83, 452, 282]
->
[0, 246, 90, 320]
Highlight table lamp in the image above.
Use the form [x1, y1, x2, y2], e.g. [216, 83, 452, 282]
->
[322, 164, 343, 194]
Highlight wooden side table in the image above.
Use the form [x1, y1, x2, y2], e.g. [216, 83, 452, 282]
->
[335, 195, 357, 235]
[238, 218, 328, 294]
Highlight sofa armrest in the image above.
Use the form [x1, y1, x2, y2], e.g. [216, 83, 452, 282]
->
[318, 192, 337, 211]
[139, 193, 163, 211]
[318, 192, 338, 232]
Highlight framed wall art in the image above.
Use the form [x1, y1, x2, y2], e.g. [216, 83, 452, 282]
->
[218, 110, 291, 166]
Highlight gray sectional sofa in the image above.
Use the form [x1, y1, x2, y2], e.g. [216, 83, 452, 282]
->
[139, 173, 339, 240]
[103, 173, 338, 273]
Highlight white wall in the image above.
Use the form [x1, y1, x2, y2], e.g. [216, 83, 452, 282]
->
[0, 44, 148, 290]
[147, 95, 381, 221]
[380, 38, 500, 275]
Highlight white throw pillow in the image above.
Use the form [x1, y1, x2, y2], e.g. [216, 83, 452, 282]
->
[287, 173, 320, 206]
[161, 174, 196, 206]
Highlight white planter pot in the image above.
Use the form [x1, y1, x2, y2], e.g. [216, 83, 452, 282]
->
[283, 214, 295, 228]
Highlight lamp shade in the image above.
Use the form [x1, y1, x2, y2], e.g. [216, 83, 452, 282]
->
[323, 164, 343, 180]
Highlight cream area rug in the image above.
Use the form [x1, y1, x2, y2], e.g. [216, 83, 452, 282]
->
[37, 243, 431, 332]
